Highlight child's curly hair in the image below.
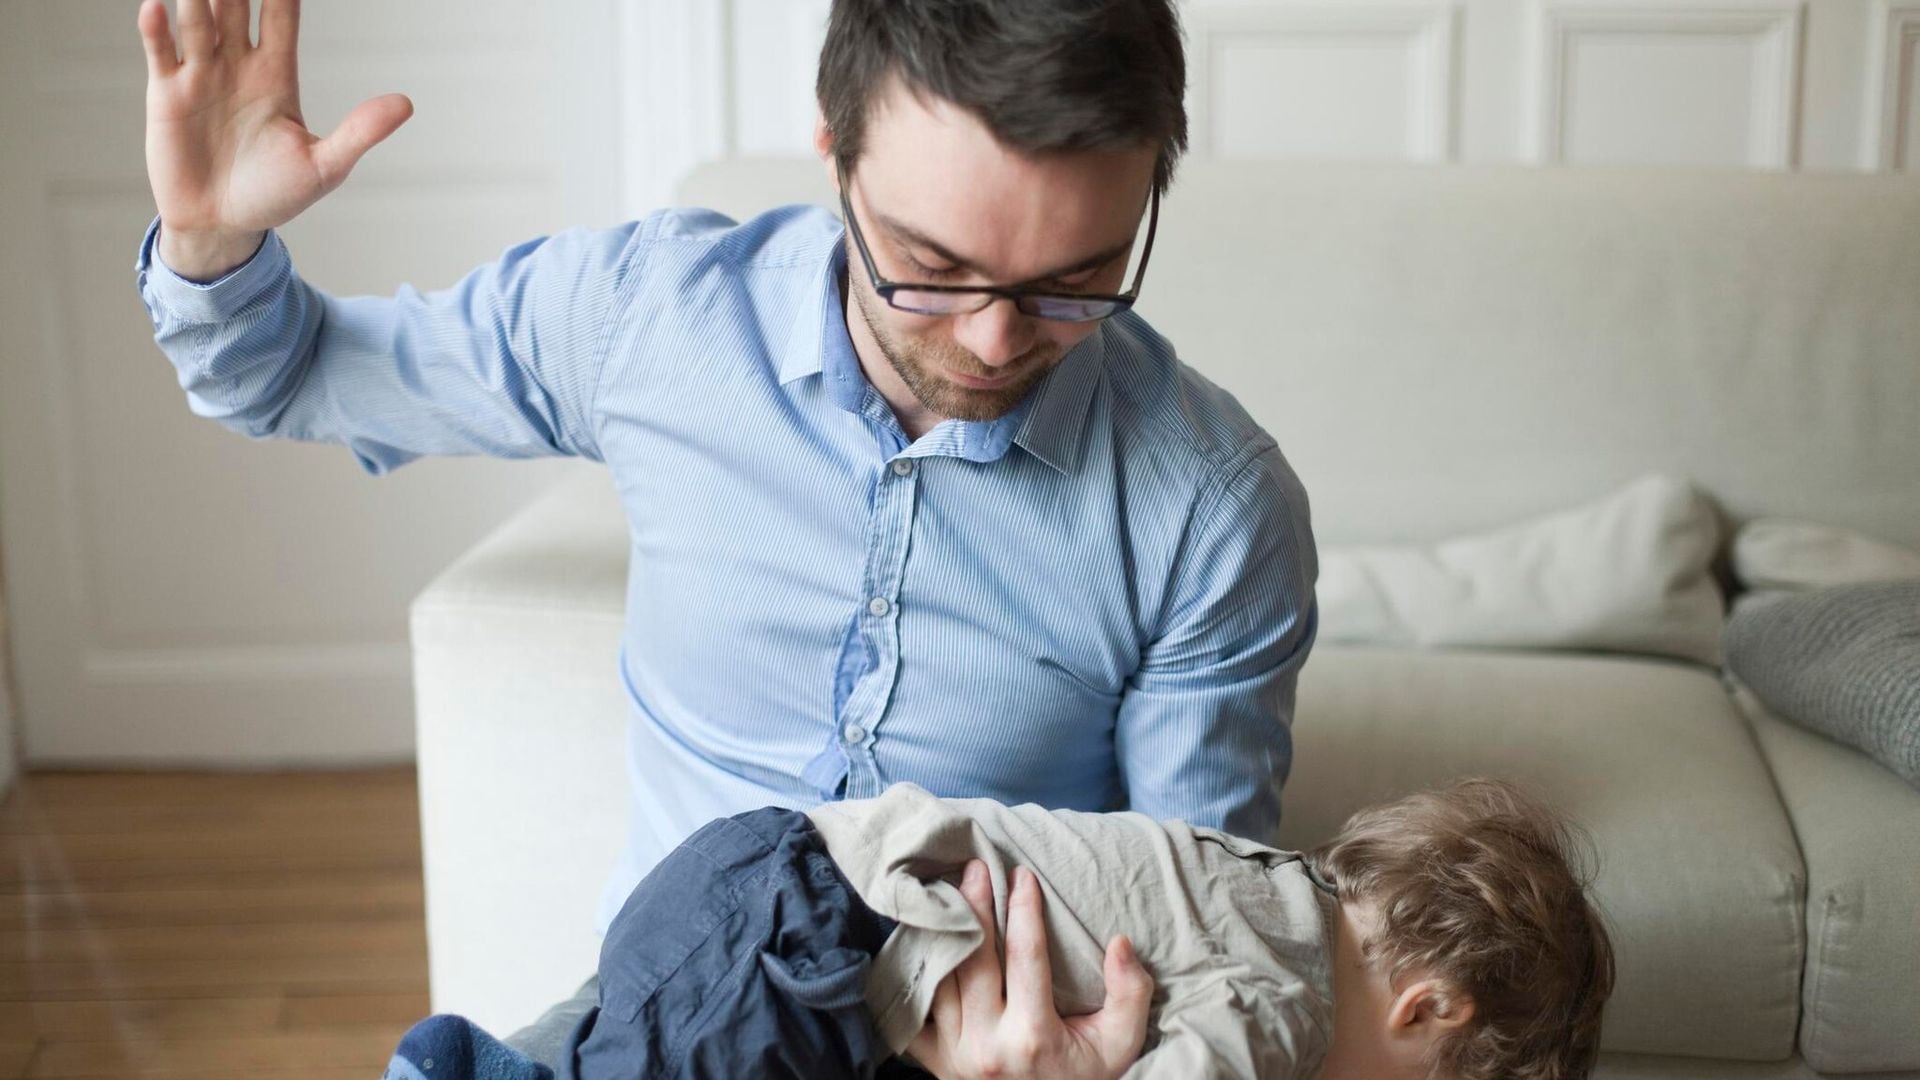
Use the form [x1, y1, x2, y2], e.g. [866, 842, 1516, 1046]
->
[1307, 778, 1616, 1080]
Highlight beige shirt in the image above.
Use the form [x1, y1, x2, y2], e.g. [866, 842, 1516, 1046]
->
[807, 783, 1337, 1079]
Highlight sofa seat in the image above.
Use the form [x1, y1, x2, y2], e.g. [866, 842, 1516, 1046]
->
[1280, 645, 1805, 1063]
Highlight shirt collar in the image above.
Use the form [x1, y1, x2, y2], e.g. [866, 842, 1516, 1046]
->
[781, 221, 1103, 475]
[1010, 329, 1104, 475]
[777, 230, 844, 388]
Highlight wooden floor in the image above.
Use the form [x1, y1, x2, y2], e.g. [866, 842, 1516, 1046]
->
[0, 769, 429, 1079]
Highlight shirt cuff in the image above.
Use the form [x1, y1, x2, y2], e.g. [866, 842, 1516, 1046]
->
[134, 215, 288, 323]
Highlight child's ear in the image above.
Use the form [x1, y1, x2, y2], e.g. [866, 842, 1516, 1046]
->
[1388, 978, 1476, 1034]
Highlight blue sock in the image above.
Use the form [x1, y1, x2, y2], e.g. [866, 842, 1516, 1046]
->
[383, 1014, 554, 1080]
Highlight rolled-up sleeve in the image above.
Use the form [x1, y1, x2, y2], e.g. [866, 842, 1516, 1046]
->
[133, 214, 650, 474]
[1113, 438, 1319, 842]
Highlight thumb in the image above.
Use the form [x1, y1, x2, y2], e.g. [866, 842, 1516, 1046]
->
[312, 93, 414, 191]
[1083, 934, 1154, 1066]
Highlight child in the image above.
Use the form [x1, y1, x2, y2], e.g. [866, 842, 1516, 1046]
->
[385, 777, 1614, 1080]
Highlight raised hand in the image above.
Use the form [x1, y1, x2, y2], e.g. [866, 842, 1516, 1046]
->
[137, 0, 413, 279]
[907, 861, 1155, 1080]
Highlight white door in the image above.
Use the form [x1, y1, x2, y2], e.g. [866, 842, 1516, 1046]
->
[0, 0, 621, 765]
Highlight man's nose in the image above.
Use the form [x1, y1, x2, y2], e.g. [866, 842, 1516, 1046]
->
[951, 297, 1034, 370]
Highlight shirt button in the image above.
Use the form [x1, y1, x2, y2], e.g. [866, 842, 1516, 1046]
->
[842, 723, 867, 744]
[891, 459, 914, 477]
[867, 596, 892, 617]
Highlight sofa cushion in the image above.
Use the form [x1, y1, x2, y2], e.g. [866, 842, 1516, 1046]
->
[1733, 682, 1920, 1074]
[1733, 519, 1920, 592]
[1725, 582, 1920, 788]
[1277, 645, 1804, 1062]
[1317, 474, 1725, 664]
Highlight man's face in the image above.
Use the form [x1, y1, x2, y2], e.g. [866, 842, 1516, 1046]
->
[821, 78, 1159, 426]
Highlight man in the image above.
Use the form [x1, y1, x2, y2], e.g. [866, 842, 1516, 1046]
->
[135, 0, 1317, 1074]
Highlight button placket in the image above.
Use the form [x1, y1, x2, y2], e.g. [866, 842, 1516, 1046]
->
[835, 456, 918, 797]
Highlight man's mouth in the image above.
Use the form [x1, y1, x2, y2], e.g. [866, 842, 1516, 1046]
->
[946, 367, 1017, 391]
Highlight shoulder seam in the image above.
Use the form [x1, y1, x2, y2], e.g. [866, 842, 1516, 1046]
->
[645, 206, 841, 271]
[1151, 436, 1285, 641]
[1106, 332, 1266, 473]
[585, 217, 665, 453]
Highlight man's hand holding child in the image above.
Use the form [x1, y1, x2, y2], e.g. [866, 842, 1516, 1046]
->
[909, 860, 1156, 1080]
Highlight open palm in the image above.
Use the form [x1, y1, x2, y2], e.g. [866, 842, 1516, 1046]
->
[139, 0, 410, 244]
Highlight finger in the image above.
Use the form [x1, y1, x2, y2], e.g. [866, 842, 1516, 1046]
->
[953, 859, 1005, 1021]
[137, 0, 180, 78]
[259, 0, 298, 55]
[905, 1020, 951, 1079]
[908, 974, 960, 1073]
[176, 0, 217, 62]
[1002, 867, 1057, 1024]
[925, 970, 962, 1041]
[311, 93, 414, 191]
[211, 0, 250, 52]
[1073, 934, 1156, 1067]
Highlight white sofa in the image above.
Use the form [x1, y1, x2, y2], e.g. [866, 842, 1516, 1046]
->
[411, 161, 1920, 1078]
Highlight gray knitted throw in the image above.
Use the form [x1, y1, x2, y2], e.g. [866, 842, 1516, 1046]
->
[1724, 581, 1920, 788]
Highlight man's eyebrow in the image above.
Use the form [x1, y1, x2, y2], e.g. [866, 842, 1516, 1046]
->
[873, 211, 1133, 284]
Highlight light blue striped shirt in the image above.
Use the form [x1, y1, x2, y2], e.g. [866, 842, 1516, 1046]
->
[134, 205, 1318, 931]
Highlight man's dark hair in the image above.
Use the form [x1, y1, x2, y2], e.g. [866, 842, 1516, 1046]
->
[816, 0, 1188, 196]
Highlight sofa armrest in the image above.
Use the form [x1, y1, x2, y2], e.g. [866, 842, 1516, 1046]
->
[410, 465, 630, 1033]
[1734, 680, 1920, 1074]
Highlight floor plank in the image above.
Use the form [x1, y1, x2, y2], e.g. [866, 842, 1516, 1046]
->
[0, 878, 424, 932]
[0, 769, 429, 1078]
[25, 1027, 408, 1077]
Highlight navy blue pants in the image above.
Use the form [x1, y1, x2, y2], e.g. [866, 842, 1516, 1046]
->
[383, 808, 923, 1080]
[563, 806, 900, 1080]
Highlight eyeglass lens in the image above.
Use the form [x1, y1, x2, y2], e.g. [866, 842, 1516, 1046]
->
[888, 288, 1121, 323]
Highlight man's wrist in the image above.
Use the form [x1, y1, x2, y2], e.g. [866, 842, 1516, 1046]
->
[139, 217, 290, 324]
[156, 224, 267, 284]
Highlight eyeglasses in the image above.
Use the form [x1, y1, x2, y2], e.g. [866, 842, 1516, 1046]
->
[837, 164, 1159, 324]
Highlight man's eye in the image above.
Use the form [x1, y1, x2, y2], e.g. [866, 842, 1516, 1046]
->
[911, 259, 961, 280]
[1043, 274, 1098, 293]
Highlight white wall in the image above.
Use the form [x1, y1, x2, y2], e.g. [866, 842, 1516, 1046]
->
[621, 0, 1918, 213]
[0, 0, 620, 766]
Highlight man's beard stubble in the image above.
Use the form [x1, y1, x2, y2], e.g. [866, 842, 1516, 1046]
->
[848, 275, 1061, 424]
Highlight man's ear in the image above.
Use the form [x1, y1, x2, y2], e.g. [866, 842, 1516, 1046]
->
[814, 107, 841, 194]
[1387, 978, 1476, 1034]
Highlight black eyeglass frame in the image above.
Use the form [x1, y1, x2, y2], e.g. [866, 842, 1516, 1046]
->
[836, 163, 1160, 324]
